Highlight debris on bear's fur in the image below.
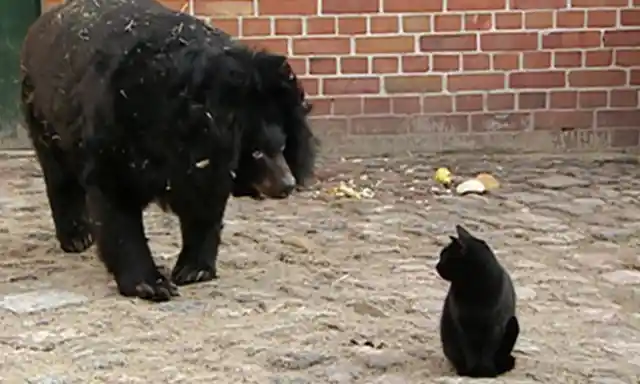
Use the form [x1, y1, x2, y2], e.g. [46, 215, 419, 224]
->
[19, 0, 317, 302]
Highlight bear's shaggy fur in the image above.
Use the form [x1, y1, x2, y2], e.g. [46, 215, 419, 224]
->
[20, 0, 317, 302]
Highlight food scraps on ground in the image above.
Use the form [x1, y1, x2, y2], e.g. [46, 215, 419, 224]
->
[455, 178, 487, 195]
[328, 181, 375, 199]
[434, 167, 453, 186]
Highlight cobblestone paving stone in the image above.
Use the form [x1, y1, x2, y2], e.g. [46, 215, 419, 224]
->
[0, 151, 638, 383]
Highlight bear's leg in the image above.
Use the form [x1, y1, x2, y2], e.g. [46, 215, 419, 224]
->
[86, 186, 178, 302]
[171, 200, 227, 286]
[24, 106, 93, 253]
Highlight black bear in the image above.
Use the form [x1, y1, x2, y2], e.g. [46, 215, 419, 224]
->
[20, 0, 317, 302]
[436, 225, 520, 377]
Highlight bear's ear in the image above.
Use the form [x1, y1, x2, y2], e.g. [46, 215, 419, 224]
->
[251, 51, 293, 92]
[176, 45, 251, 98]
[254, 52, 288, 74]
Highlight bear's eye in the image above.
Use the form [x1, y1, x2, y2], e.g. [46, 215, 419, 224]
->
[252, 150, 264, 159]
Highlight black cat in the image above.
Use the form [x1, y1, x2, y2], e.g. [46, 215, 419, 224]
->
[436, 225, 520, 378]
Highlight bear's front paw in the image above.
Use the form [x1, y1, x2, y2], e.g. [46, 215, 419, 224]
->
[171, 261, 217, 286]
[116, 269, 179, 302]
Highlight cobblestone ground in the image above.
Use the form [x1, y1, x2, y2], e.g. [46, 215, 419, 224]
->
[0, 151, 638, 384]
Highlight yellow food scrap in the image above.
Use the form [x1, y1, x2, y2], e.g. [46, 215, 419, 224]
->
[434, 167, 452, 186]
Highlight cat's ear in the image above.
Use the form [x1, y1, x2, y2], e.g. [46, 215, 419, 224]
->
[455, 225, 474, 244]
[449, 235, 458, 243]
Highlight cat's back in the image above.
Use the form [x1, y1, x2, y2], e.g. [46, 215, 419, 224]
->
[446, 266, 516, 321]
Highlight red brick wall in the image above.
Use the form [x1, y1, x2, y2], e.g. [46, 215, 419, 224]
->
[42, 0, 640, 153]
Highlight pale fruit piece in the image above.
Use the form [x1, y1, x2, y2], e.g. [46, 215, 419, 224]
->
[455, 178, 486, 195]
[475, 172, 500, 190]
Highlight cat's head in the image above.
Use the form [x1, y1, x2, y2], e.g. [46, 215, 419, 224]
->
[435, 225, 496, 282]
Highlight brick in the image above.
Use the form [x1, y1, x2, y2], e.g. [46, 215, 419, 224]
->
[456, 94, 484, 112]
[410, 115, 470, 134]
[447, 0, 506, 10]
[341, 57, 368, 74]
[371, 16, 400, 34]
[487, 93, 515, 111]
[493, 53, 520, 70]
[260, 0, 317, 15]
[587, 10, 616, 28]
[510, 71, 565, 88]
[337, 17, 366, 34]
[549, 91, 578, 109]
[293, 38, 350, 55]
[518, 92, 547, 109]
[288, 58, 307, 75]
[241, 18, 271, 36]
[555, 10, 585, 28]
[542, 31, 602, 49]
[384, 75, 443, 93]
[603, 30, 640, 47]
[568, 70, 627, 87]
[307, 17, 336, 34]
[448, 74, 505, 92]
[611, 128, 640, 148]
[351, 116, 409, 135]
[615, 50, 640, 67]
[631, 70, 640, 85]
[382, 0, 444, 12]
[554, 51, 582, 68]
[433, 54, 461, 71]
[308, 117, 348, 136]
[300, 78, 319, 95]
[332, 97, 363, 115]
[470, 113, 531, 132]
[597, 110, 640, 127]
[586, 50, 613, 67]
[323, 77, 380, 95]
[306, 97, 331, 115]
[510, 0, 566, 9]
[392, 96, 422, 114]
[610, 90, 638, 108]
[423, 95, 454, 113]
[464, 13, 492, 31]
[570, 0, 627, 6]
[309, 57, 337, 75]
[372, 57, 399, 73]
[578, 91, 607, 109]
[534, 111, 594, 130]
[481, 32, 538, 51]
[238, 38, 289, 54]
[522, 52, 552, 69]
[363, 97, 392, 114]
[525, 11, 553, 29]
[299, 76, 320, 96]
[621, 10, 640, 26]
[434, 14, 463, 32]
[194, 0, 253, 16]
[403, 15, 431, 33]
[495, 12, 523, 29]
[402, 56, 430, 73]
[356, 37, 414, 54]
[322, 0, 379, 13]
[462, 54, 491, 70]
[210, 18, 239, 36]
[274, 18, 303, 35]
[420, 34, 477, 52]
